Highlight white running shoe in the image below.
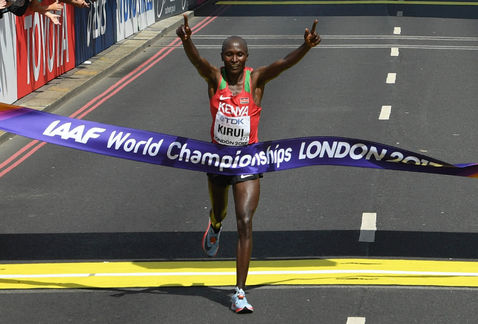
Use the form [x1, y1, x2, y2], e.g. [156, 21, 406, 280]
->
[231, 287, 254, 313]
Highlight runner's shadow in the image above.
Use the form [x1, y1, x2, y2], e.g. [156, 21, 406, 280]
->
[108, 284, 271, 308]
[108, 285, 231, 308]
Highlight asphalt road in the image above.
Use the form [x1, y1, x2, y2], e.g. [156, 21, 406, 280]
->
[2, 1, 478, 323]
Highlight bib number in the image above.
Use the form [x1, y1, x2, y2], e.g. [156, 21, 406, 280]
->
[214, 111, 250, 146]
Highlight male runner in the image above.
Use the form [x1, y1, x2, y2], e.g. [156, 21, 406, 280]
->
[176, 15, 320, 313]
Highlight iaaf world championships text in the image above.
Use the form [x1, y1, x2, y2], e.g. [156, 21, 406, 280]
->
[42, 119, 446, 173]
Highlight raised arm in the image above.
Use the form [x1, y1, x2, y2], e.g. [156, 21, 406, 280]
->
[176, 14, 219, 85]
[254, 19, 321, 87]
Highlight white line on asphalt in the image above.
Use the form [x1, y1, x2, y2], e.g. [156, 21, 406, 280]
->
[6, 269, 478, 279]
[359, 212, 377, 242]
[192, 35, 478, 42]
[394, 27, 402, 35]
[379, 105, 392, 120]
[192, 44, 478, 51]
[391, 47, 399, 56]
[347, 317, 366, 324]
[386, 73, 396, 84]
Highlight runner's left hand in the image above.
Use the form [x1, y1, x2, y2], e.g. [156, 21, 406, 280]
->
[304, 19, 321, 48]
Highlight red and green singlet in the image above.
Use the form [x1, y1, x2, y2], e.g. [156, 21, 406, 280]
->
[209, 67, 262, 146]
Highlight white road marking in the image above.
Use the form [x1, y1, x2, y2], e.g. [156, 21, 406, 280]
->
[394, 27, 402, 35]
[379, 105, 392, 120]
[6, 269, 478, 279]
[347, 317, 366, 324]
[359, 212, 377, 242]
[192, 44, 478, 51]
[391, 47, 399, 56]
[386, 73, 397, 84]
[192, 35, 478, 42]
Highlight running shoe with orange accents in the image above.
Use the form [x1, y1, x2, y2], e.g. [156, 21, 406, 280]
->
[202, 219, 222, 257]
[231, 287, 254, 313]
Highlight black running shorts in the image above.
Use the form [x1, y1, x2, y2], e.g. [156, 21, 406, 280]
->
[207, 173, 263, 186]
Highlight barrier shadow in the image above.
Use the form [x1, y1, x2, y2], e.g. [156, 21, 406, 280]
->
[194, 0, 478, 19]
[1, 230, 478, 261]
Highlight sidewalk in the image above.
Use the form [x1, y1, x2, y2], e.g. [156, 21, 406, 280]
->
[1, 12, 191, 140]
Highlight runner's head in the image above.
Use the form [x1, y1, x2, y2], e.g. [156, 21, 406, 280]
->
[221, 36, 248, 74]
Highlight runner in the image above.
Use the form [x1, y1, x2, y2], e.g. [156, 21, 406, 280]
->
[176, 14, 320, 313]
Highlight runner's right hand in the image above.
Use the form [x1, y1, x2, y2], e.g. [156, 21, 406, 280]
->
[176, 14, 192, 41]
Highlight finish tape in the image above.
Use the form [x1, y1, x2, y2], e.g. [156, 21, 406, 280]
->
[1, 103, 477, 177]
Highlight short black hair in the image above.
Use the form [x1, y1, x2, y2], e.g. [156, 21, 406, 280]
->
[221, 36, 248, 54]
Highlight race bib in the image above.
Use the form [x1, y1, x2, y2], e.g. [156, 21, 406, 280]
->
[214, 111, 250, 146]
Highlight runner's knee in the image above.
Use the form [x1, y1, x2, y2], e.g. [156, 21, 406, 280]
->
[236, 210, 254, 236]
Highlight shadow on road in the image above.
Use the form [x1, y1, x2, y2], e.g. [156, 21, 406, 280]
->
[1, 230, 477, 261]
[108, 285, 233, 308]
[195, 0, 478, 19]
[107, 284, 276, 309]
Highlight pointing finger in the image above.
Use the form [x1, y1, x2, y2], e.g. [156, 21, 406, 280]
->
[310, 19, 318, 34]
[183, 14, 189, 28]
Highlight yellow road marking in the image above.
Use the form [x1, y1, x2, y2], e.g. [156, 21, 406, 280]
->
[2, 258, 478, 289]
[216, 1, 478, 6]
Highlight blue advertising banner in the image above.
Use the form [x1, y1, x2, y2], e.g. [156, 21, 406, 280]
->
[74, 0, 117, 65]
[116, 0, 154, 41]
[155, 0, 188, 21]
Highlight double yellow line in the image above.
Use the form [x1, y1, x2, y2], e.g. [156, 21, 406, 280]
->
[2, 258, 478, 289]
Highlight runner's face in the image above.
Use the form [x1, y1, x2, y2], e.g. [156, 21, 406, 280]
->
[221, 41, 248, 73]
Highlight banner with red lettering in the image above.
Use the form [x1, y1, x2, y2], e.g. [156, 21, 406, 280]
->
[15, 3, 76, 99]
